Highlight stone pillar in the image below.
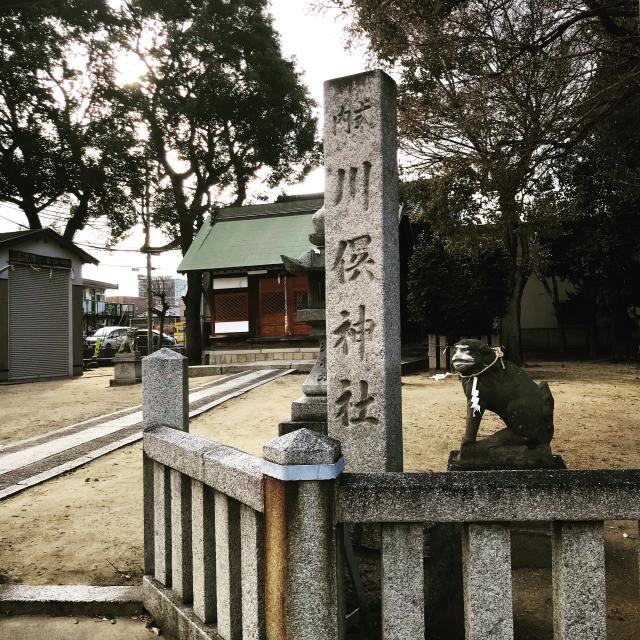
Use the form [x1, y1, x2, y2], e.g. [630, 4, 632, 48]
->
[262, 429, 344, 640]
[324, 70, 403, 473]
[142, 348, 189, 580]
[552, 521, 606, 640]
[462, 523, 514, 640]
[142, 347, 189, 432]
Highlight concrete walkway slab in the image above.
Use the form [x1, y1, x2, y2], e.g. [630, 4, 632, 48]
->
[0, 368, 292, 500]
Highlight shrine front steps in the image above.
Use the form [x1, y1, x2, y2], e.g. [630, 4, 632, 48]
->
[189, 360, 316, 377]
[190, 357, 427, 378]
[204, 347, 319, 366]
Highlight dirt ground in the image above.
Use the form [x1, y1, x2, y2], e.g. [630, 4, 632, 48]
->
[0, 368, 223, 445]
[0, 362, 638, 638]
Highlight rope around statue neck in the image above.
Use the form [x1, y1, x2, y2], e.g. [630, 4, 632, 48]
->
[458, 347, 506, 379]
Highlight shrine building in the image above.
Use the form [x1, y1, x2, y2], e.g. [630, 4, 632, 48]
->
[178, 194, 323, 357]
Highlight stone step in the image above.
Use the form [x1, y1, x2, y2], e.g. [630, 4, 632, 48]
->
[0, 585, 142, 617]
[192, 361, 316, 375]
[208, 349, 319, 365]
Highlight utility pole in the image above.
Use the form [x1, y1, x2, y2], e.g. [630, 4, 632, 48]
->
[143, 168, 154, 356]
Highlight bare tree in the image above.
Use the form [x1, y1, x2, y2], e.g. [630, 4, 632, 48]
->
[151, 277, 172, 349]
[326, 0, 610, 363]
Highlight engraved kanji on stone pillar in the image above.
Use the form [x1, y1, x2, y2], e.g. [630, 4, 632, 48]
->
[324, 70, 403, 472]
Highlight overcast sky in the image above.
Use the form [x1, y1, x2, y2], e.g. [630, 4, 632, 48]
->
[0, 0, 370, 295]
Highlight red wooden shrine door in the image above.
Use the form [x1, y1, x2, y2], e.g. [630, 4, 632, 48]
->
[258, 275, 310, 337]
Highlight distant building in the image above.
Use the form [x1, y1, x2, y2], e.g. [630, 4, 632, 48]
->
[138, 275, 187, 308]
[106, 295, 147, 318]
[82, 279, 135, 334]
[0, 228, 97, 380]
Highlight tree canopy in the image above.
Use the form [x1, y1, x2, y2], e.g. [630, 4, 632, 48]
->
[119, 0, 319, 362]
[0, 0, 141, 239]
[540, 91, 640, 359]
[407, 228, 510, 337]
[326, 0, 638, 362]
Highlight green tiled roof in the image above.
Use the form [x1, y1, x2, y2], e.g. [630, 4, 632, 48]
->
[178, 197, 322, 273]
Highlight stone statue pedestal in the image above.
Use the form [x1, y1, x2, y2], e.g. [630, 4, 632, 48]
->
[448, 435, 566, 471]
[110, 351, 142, 386]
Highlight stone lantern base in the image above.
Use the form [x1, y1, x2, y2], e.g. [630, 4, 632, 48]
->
[110, 352, 142, 386]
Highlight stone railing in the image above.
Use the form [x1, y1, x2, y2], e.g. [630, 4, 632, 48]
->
[337, 468, 640, 640]
[141, 349, 343, 640]
[141, 350, 640, 640]
[143, 425, 265, 639]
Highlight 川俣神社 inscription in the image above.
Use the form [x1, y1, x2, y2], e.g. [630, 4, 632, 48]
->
[324, 70, 402, 472]
[332, 306, 375, 359]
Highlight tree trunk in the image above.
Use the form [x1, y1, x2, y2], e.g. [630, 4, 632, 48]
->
[497, 185, 529, 366]
[587, 306, 598, 359]
[500, 270, 527, 365]
[63, 197, 89, 241]
[159, 314, 165, 347]
[550, 276, 568, 358]
[185, 270, 203, 365]
[21, 197, 42, 230]
[609, 301, 634, 361]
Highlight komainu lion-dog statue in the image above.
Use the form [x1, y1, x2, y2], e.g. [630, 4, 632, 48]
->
[449, 339, 564, 469]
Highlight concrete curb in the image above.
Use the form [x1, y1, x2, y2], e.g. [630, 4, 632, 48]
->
[143, 576, 219, 640]
[0, 585, 143, 617]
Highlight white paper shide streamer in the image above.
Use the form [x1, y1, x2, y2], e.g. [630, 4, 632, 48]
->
[470, 376, 481, 416]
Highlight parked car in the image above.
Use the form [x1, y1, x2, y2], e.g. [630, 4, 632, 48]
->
[85, 326, 129, 362]
[85, 326, 180, 362]
[136, 329, 179, 356]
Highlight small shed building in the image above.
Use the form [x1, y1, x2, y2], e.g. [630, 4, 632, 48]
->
[0, 229, 98, 381]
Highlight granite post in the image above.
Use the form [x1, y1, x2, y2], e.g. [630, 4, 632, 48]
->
[142, 348, 189, 432]
[462, 523, 514, 640]
[552, 521, 606, 640]
[262, 429, 344, 639]
[324, 70, 403, 472]
[142, 348, 190, 584]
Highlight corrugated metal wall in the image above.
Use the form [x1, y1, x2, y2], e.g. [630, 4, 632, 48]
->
[8, 264, 70, 379]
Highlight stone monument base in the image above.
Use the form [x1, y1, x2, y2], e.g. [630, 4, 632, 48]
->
[110, 352, 142, 386]
[278, 394, 327, 436]
[278, 420, 326, 436]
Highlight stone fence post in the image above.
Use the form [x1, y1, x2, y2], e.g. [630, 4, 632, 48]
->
[262, 428, 344, 640]
[142, 348, 189, 577]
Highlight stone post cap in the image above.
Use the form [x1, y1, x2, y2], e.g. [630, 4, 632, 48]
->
[263, 428, 341, 466]
[143, 347, 186, 361]
[324, 68, 396, 91]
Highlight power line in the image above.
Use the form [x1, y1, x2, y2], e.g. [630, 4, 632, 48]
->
[0, 205, 181, 256]
[0, 212, 28, 228]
